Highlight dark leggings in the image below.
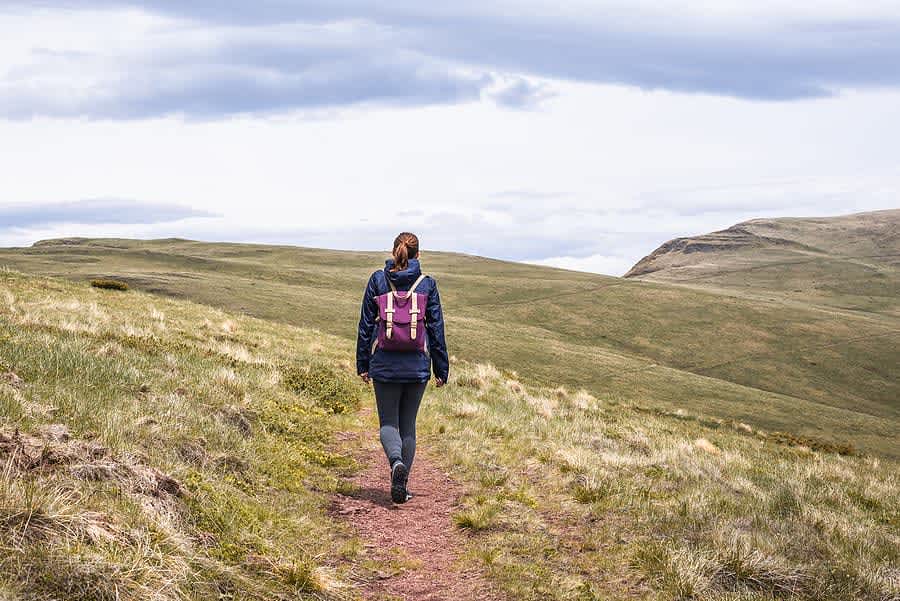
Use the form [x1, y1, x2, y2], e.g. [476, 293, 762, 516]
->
[373, 380, 427, 471]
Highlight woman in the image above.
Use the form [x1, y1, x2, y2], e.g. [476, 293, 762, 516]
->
[356, 232, 449, 504]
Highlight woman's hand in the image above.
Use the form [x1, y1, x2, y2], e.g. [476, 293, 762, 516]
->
[359, 372, 370, 384]
[434, 378, 445, 388]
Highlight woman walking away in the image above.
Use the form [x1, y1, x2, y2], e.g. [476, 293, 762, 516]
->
[356, 232, 449, 504]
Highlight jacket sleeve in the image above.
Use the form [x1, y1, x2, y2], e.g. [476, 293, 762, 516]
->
[425, 278, 449, 382]
[356, 273, 379, 375]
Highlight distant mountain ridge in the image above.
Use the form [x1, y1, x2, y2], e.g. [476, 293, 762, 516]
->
[624, 209, 900, 316]
[625, 224, 811, 278]
[626, 209, 899, 277]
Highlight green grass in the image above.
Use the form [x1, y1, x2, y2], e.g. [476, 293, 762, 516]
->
[0, 269, 897, 600]
[626, 209, 900, 318]
[0, 269, 364, 599]
[420, 368, 900, 601]
[1, 234, 896, 457]
[89, 278, 129, 291]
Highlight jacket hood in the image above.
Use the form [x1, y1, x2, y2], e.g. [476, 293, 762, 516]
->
[384, 258, 422, 288]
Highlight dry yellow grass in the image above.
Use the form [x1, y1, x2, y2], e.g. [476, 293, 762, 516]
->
[0, 266, 897, 601]
[423, 362, 900, 601]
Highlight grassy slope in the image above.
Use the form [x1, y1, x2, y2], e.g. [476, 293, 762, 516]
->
[1, 270, 897, 601]
[624, 209, 900, 318]
[1, 237, 897, 457]
[0, 269, 367, 600]
[421, 367, 900, 601]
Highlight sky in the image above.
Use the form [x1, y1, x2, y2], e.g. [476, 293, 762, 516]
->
[1, 2, 899, 275]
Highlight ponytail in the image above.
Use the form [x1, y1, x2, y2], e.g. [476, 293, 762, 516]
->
[391, 232, 419, 272]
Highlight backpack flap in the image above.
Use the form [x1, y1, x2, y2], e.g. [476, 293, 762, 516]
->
[375, 275, 428, 351]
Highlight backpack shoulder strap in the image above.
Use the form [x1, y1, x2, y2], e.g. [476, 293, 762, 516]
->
[409, 274, 428, 339]
[388, 274, 427, 295]
[410, 274, 427, 293]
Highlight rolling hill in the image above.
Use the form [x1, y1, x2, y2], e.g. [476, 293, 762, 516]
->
[0, 269, 897, 600]
[625, 209, 900, 317]
[1, 220, 898, 457]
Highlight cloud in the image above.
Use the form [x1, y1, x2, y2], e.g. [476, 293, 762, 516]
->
[528, 254, 637, 277]
[2, 2, 900, 119]
[0, 200, 659, 274]
[625, 175, 895, 219]
[0, 18, 498, 119]
[488, 77, 556, 109]
[0, 199, 217, 228]
[489, 189, 565, 200]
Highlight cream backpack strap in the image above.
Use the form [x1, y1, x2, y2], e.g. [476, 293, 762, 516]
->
[408, 274, 427, 340]
[388, 274, 426, 297]
[409, 274, 427, 294]
[385, 288, 394, 339]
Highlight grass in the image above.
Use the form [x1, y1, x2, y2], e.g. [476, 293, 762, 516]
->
[0, 269, 365, 599]
[0, 269, 897, 600]
[0, 232, 897, 457]
[89, 278, 129, 291]
[420, 366, 900, 601]
[626, 209, 900, 317]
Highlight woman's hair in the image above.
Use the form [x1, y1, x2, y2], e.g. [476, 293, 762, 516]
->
[390, 232, 419, 272]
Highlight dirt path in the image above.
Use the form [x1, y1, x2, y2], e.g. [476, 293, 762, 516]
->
[332, 431, 504, 601]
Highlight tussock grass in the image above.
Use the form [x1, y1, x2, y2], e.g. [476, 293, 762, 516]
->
[1, 262, 898, 600]
[454, 498, 502, 532]
[89, 278, 129, 291]
[421, 361, 900, 601]
[280, 359, 361, 415]
[0, 270, 363, 599]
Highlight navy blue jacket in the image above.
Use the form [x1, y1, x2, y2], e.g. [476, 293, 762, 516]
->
[356, 259, 449, 383]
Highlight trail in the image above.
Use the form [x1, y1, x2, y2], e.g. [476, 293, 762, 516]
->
[332, 423, 504, 601]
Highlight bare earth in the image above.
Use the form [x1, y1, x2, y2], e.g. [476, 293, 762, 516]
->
[332, 436, 504, 601]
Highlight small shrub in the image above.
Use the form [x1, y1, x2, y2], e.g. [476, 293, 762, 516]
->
[768, 431, 856, 456]
[635, 543, 716, 599]
[89, 278, 129, 291]
[770, 485, 803, 518]
[280, 359, 360, 414]
[275, 559, 321, 594]
[717, 543, 806, 595]
[571, 474, 613, 504]
[478, 465, 508, 487]
[454, 500, 500, 531]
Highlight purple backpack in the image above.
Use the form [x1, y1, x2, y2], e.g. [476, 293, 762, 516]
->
[376, 274, 428, 352]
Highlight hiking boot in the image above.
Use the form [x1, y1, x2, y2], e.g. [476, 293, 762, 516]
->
[390, 461, 409, 504]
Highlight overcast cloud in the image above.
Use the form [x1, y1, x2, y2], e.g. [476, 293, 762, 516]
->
[2, 2, 900, 119]
[0, 2, 898, 274]
[0, 199, 216, 227]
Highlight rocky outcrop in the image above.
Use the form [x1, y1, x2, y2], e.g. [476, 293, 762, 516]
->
[625, 224, 805, 278]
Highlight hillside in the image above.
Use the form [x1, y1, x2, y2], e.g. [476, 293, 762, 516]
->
[1, 235, 898, 457]
[624, 209, 900, 317]
[1, 270, 897, 600]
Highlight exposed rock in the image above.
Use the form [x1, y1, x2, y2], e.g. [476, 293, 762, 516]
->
[625, 224, 808, 278]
